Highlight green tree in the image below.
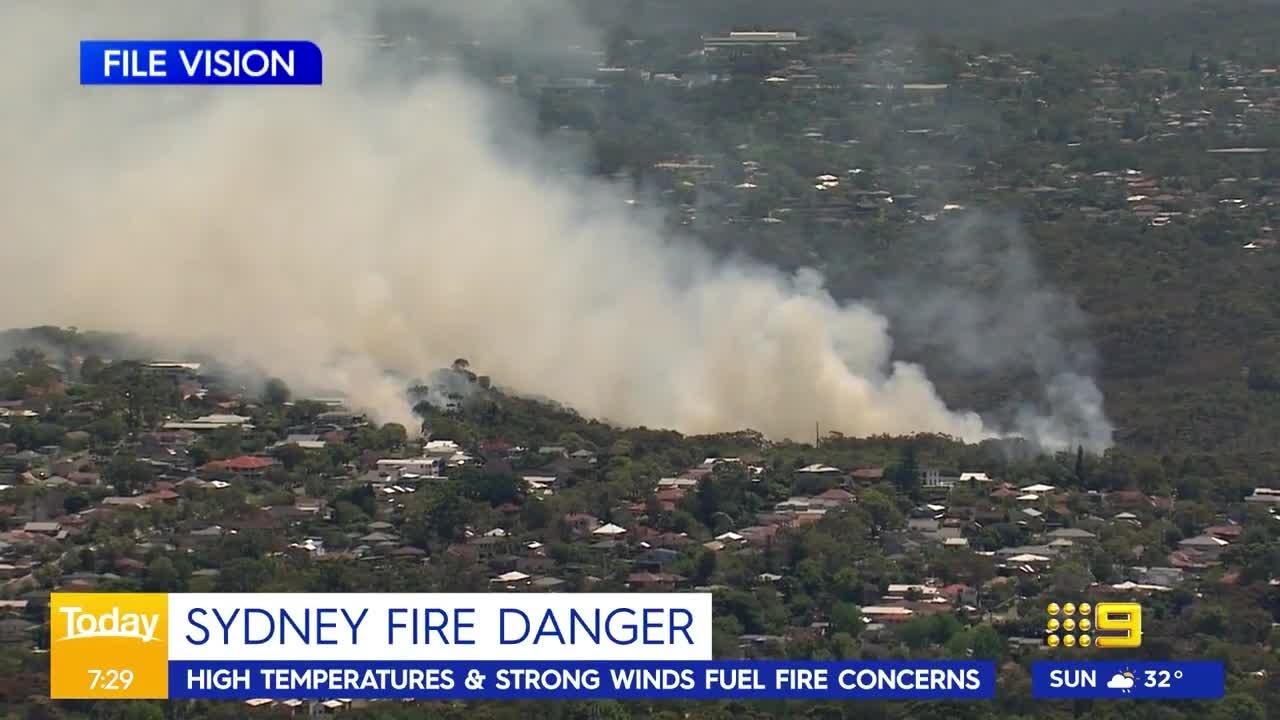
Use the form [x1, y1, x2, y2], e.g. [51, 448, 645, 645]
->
[80, 354, 105, 383]
[106, 455, 154, 496]
[215, 558, 275, 593]
[271, 442, 308, 471]
[376, 423, 408, 450]
[465, 470, 521, 506]
[63, 494, 89, 515]
[521, 498, 551, 530]
[857, 489, 903, 536]
[206, 426, 244, 458]
[830, 602, 863, 637]
[892, 443, 921, 500]
[143, 557, 179, 592]
[88, 414, 127, 444]
[1209, 694, 1265, 720]
[693, 549, 718, 585]
[112, 702, 165, 720]
[11, 347, 46, 369]
[968, 624, 1004, 661]
[694, 475, 720, 527]
[406, 481, 469, 545]
[1051, 560, 1093, 595]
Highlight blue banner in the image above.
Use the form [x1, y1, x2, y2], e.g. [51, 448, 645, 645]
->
[80, 41, 322, 85]
[1032, 661, 1224, 699]
[170, 661, 996, 700]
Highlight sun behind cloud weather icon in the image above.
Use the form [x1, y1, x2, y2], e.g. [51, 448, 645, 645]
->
[1107, 671, 1136, 693]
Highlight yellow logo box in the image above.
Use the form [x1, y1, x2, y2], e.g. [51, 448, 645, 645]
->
[1045, 601, 1142, 649]
[50, 593, 169, 699]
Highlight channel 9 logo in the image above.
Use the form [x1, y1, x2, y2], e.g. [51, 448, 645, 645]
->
[1045, 602, 1142, 649]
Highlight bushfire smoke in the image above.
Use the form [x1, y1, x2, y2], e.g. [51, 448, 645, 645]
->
[0, 1, 1113, 448]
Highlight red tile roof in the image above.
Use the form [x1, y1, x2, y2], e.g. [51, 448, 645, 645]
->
[203, 455, 277, 472]
[816, 488, 855, 502]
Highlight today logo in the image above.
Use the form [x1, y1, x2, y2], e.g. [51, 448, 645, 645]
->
[50, 592, 170, 699]
[58, 605, 162, 643]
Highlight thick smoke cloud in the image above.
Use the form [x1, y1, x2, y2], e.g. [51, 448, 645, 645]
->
[875, 214, 1114, 450]
[0, 1, 1112, 449]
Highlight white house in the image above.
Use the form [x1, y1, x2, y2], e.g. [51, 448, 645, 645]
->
[796, 463, 842, 476]
[376, 457, 442, 481]
[921, 468, 958, 489]
[163, 413, 252, 431]
[523, 476, 558, 497]
[1245, 487, 1280, 505]
[423, 440, 461, 457]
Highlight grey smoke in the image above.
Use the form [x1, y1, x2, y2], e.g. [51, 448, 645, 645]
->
[0, 0, 1112, 449]
[408, 366, 483, 411]
[874, 213, 1114, 449]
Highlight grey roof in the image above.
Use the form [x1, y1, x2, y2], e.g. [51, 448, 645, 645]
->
[1047, 528, 1097, 539]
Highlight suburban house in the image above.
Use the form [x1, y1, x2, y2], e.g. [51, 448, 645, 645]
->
[163, 414, 253, 432]
[200, 456, 277, 477]
[375, 457, 443, 482]
[1245, 487, 1280, 505]
[921, 467, 959, 490]
[1177, 534, 1230, 561]
[796, 463, 843, 477]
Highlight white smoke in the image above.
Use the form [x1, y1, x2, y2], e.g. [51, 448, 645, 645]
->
[874, 213, 1115, 450]
[0, 1, 1112, 449]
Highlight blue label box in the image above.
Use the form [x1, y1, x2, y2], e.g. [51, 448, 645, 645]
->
[80, 40, 323, 85]
[1032, 661, 1224, 699]
[169, 660, 997, 701]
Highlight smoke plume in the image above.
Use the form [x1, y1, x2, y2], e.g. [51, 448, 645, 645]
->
[0, 1, 1112, 449]
[874, 214, 1114, 450]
